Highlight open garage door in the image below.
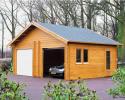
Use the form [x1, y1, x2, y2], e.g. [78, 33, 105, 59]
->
[17, 49, 33, 76]
[43, 48, 64, 78]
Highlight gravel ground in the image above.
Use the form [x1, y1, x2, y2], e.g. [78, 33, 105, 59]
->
[8, 74, 125, 100]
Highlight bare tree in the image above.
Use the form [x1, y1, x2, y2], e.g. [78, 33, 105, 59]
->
[82, 0, 99, 29]
[77, 0, 85, 28]
[18, 0, 38, 22]
[44, 0, 56, 24]
[67, 0, 78, 27]
[0, 0, 20, 39]
[35, 0, 48, 23]
[53, 0, 70, 25]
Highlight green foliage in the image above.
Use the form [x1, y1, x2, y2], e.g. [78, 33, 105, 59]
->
[108, 68, 125, 98]
[0, 60, 12, 73]
[43, 80, 98, 100]
[0, 72, 28, 100]
[112, 68, 125, 84]
[117, 21, 125, 61]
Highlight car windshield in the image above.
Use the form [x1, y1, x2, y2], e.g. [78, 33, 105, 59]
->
[56, 65, 64, 69]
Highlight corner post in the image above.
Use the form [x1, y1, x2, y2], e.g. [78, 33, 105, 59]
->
[64, 45, 70, 80]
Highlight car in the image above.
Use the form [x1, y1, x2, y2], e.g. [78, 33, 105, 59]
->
[49, 64, 64, 77]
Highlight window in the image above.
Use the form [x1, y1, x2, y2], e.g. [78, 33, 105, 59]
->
[106, 51, 110, 69]
[84, 49, 88, 63]
[76, 49, 81, 63]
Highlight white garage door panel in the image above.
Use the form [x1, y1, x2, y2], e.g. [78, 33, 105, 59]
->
[17, 49, 32, 76]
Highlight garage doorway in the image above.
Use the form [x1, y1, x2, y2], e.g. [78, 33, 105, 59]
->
[43, 47, 64, 78]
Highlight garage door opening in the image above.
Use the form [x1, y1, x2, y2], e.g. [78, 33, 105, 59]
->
[43, 47, 64, 79]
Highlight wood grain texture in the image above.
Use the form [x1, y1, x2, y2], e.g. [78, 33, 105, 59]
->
[12, 27, 118, 80]
[13, 48, 17, 75]
[9, 22, 68, 46]
[68, 43, 117, 80]
[12, 28, 66, 77]
[64, 45, 70, 80]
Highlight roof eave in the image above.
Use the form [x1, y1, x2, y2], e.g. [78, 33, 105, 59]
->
[8, 22, 68, 47]
[68, 41, 121, 46]
[8, 22, 122, 47]
[8, 22, 33, 47]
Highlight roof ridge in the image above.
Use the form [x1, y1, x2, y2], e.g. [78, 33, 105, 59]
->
[9, 22, 121, 46]
[39, 22, 120, 45]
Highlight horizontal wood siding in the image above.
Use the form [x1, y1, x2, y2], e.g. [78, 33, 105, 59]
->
[13, 28, 65, 77]
[14, 28, 65, 49]
[68, 43, 117, 80]
[64, 45, 70, 80]
[12, 27, 118, 80]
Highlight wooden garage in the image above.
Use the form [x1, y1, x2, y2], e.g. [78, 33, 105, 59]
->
[9, 22, 120, 80]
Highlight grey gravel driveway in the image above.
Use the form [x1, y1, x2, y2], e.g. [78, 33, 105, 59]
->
[8, 74, 125, 100]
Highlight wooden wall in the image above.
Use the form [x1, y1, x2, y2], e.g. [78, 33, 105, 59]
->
[12, 27, 118, 80]
[68, 43, 117, 80]
[12, 28, 66, 78]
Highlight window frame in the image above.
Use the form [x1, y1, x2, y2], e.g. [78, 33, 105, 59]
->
[106, 50, 110, 70]
[83, 49, 88, 63]
[76, 48, 82, 64]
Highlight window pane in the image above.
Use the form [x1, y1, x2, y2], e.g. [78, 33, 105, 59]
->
[76, 49, 81, 63]
[106, 51, 110, 69]
[84, 49, 88, 62]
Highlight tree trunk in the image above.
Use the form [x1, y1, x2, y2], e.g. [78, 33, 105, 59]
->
[117, 0, 125, 62]
[80, 0, 84, 28]
[1, 21, 4, 58]
[64, 13, 69, 26]
[87, 16, 91, 29]
[117, 21, 125, 62]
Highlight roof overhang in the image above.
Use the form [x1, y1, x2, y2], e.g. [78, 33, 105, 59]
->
[68, 41, 122, 46]
[8, 22, 68, 46]
[8, 22, 122, 47]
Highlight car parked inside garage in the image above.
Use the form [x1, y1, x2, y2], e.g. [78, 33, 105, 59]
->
[49, 64, 64, 77]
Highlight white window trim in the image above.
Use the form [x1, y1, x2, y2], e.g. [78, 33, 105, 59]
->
[83, 62, 89, 64]
[76, 62, 82, 64]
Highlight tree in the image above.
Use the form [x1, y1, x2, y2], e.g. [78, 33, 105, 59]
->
[77, 0, 85, 28]
[85, 0, 125, 61]
[18, 0, 38, 22]
[44, 0, 56, 24]
[100, 0, 125, 62]
[53, 0, 70, 26]
[1, 21, 4, 58]
[35, 0, 48, 23]
[81, 0, 99, 29]
[0, 0, 20, 39]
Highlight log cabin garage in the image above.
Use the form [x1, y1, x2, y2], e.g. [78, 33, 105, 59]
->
[9, 22, 120, 80]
